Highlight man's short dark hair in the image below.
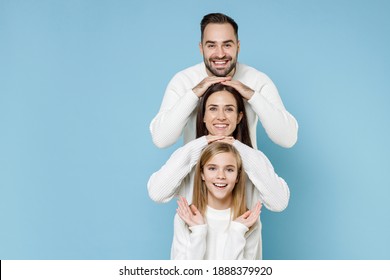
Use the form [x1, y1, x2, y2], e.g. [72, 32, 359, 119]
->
[200, 13, 238, 41]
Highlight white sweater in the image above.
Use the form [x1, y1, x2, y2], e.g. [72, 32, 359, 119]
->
[147, 136, 290, 212]
[171, 206, 261, 260]
[150, 62, 298, 149]
[148, 136, 290, 260]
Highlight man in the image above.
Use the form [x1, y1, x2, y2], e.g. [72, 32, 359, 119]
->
[150, 13, 298, 149]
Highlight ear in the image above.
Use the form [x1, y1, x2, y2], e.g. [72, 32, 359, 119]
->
[237, 40, 240, 53]
[237, 111, 243, 124]
[201, 172, 205, 181]
[199, 42, 203, 55]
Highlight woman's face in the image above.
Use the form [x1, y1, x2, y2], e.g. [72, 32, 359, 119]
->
[203, 90, 243, 137]
[201, 151, 238, 209]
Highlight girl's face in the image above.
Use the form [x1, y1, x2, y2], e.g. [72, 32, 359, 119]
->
[203, 91, 243, 137]
[201, 152, 238, 209]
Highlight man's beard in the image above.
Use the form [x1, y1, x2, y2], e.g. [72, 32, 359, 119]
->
[204, 56, 237, 77]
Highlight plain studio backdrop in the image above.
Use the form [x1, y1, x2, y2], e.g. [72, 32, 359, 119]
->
[1, 0, 389, 259]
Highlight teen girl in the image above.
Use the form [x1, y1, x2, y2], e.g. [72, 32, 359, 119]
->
[172, 142, 262, 259]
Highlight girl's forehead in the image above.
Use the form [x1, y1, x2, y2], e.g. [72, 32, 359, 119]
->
[205, 152, 237, 166]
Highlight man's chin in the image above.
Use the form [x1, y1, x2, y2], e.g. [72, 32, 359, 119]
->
[211, 68, 230, 77]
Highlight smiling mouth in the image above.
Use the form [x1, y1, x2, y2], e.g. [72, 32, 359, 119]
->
[212, 60, 229, 68]
[213, 183, 227, 189]
[214, 124, 228, 129]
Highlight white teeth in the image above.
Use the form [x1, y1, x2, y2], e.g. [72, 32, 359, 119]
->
[214, 61, 227, 65]
[214, 124, 227, 128]
[214, 183, 227, 187]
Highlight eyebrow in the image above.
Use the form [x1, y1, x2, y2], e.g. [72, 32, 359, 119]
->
[204, 40, 235, 45]
[205, 164, 237, 168]
[207, 104, 237, 108]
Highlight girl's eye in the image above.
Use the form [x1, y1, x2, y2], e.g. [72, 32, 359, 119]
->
[227, 168, 235, 172]
[209, 107, 217, 111]
[208, 167, 216, 171]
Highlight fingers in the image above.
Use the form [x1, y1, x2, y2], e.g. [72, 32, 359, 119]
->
[217, 136, 235, 145]
[241, 210, 251, 219]
[246, 202, 262, 226]
[206, 135, 235, 144]
[206, 135, 225, 144]
[221, 80, 254, 100]
[234, 202, 262, 228]
[176, 197, 191, 221]
[193, 76, 232, 97]
[177, 197, 205, 226]
[190, 204, 200, 215]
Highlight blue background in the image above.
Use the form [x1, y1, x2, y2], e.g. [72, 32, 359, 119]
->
[1, 0, 389, 260]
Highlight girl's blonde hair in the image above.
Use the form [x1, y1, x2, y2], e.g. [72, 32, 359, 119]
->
[192, 142, 247, 220]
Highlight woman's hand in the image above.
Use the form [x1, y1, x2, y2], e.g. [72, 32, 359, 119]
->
[234, 201, 262, 228]
[206, 135, 225, 144]
[177, 196, 205, 227]
[206, 135, 235, 145]
[217, 136, 235, 145]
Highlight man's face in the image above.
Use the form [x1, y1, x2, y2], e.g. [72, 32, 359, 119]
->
[200, 23, 240, 77]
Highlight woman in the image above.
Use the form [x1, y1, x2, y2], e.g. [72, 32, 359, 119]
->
[172, 142, 262, 259]
[147, 83, 290, 259]
[148, 83, 289, 210]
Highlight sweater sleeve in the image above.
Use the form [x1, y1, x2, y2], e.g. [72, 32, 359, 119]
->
[171, 214, 207, 260]
[150, 74, 200, 148]
[223, 221, 260, 260]
[247, 77, 298, 148]
[233, 140, 290, 212]
[147, 137, 208, 203]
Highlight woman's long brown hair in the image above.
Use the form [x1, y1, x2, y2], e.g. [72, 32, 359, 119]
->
[196, 83, 253, 148]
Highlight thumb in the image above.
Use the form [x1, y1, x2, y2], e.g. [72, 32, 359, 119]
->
[241, 210, 251, 219]
[190, 204, 200, 215]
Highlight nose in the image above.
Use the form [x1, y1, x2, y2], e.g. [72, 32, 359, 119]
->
[217, 169, 226, 179]
[215, 45, 225, 58]
[217, 109, 226, 120]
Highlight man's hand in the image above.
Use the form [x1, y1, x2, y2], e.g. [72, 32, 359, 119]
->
[192, 76, 232, 97]
[221, 80, 255, 100]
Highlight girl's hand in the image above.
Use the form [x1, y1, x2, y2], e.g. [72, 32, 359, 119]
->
[176, 196, 205, 227]
[234, 201, 262, 228]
